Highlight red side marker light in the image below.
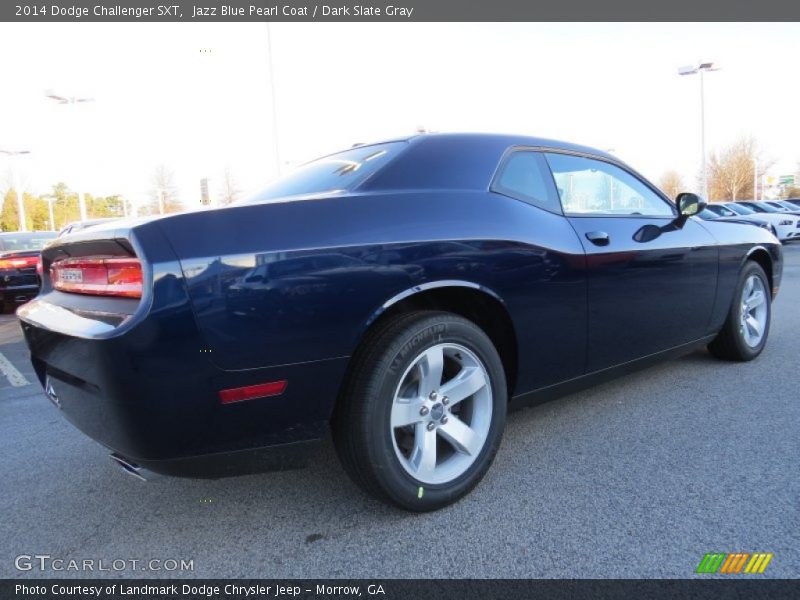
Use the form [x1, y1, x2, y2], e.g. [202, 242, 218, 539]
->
[218, 380, 287, 404]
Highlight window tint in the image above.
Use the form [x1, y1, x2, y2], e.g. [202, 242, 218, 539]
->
[492, 151, 561, 213]
[748, 202, 780, 213]
[244, 142, 406, 203]
[727, 203, 755, 215]
[545, 153, 674, 217]
[706, 204, 736, 217]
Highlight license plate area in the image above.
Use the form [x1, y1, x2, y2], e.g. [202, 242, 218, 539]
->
[59, 269, 83, 283]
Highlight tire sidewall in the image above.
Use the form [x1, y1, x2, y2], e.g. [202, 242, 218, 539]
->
[366, 315, 507, 511]
[731, 262, 771, 359]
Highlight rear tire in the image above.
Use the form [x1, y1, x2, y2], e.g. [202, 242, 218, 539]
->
[708, 261, 771, 361]
[333, 311, 507, 511]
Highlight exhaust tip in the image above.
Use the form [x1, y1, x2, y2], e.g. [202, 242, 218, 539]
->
[109, 453, 147, 482]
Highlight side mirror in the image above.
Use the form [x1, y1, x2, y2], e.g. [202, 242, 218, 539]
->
[676, 192, 707, 218]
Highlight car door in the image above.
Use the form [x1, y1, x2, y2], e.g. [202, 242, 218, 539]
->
[544, 152, 718, 372]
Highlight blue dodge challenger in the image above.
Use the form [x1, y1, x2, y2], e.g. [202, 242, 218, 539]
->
[19, 133, 782, 511]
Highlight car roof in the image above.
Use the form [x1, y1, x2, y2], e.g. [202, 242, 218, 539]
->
[349, 133, 625, 194]
[401, 132, 616, 159]
[335, 132, 616, 162]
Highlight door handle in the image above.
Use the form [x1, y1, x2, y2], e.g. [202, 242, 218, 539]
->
[585, 231, 610, 246]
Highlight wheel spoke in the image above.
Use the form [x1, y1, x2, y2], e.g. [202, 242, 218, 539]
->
[748, 290, 765, 308]
[743, 276, 754, 299]
[391, 341, 494, 485]
[417, 346, 444, 399]
[439, 366, 487, 404]
[391, 400, 424, 428]
[746, 315, 762, 338]
[438, 415, 482, 456]
[410, 423, 437, 477]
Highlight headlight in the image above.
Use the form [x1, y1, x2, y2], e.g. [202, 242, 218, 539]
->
[779, 220, 792, 226]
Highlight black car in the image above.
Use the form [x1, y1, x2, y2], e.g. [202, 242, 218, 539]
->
[18, 133, 783, 511]
[0, 231, 57, 311]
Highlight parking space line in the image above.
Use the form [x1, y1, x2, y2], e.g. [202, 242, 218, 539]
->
[0, 351, 31, 387]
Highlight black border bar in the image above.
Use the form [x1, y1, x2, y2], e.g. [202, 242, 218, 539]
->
[4, 0, 800, 22]
[4, 580, 800, 600]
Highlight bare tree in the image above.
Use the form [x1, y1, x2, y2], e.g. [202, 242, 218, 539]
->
[658, 170, 685, 200]
[218, 167, 241, 206]
[706, 136, 773, 201]
[149, 165, 181, 214]
[781, 162, 800, 199]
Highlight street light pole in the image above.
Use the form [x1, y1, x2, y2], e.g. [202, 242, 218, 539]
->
[0, 149, 31, 231]
[699, 68, 706, 199]
[678, 61, 720, 200]
[265, 23, 281, 177]
[46, 197, 55, 231]
[45, 90, 94, 221]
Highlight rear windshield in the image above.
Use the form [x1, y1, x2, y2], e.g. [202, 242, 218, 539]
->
[244, 142, 407, 203]
[0, 232, 56, 251]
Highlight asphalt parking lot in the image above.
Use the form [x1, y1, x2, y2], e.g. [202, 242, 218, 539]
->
[1, 245, 798, 579]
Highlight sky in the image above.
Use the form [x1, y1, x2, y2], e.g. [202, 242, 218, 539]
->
[0, 22, 798, 210]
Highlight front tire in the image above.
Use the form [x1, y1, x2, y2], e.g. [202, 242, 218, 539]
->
[333, 311, 507, 511]
[708, 261, 771, 361]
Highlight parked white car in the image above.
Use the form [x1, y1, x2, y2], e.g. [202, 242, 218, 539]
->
[726, 202, 800, 242]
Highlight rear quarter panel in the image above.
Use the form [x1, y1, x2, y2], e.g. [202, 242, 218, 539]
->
[159, 191, 588, 394]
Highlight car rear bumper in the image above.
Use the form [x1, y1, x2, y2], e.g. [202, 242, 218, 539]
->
[0, 283, 39, 304]
[19, 293, 348, 478]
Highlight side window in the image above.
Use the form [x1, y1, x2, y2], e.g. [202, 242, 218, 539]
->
[492, 151, 561, 214]
[545, 153, 674, 217]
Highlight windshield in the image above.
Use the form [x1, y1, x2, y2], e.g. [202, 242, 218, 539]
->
[734, 202, 767, 213]
[244, 142, 407, 203]
[706, 204, 736, 217]
[0, 232, 56, 251]
[751, 202, 781, 213]
[726, 204, 753, 215]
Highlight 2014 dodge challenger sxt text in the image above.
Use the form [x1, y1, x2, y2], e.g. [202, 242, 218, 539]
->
[18, 133, 782, 511]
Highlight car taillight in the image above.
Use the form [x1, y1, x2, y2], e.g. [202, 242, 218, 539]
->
[50, 257, 143, 298]
[0, 256, 40, 270]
